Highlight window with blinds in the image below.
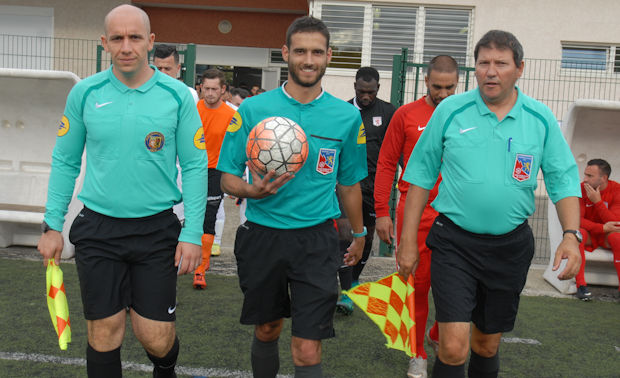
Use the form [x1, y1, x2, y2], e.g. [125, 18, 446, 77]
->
[270, 49, 289, 85]
[321, 4, 364, 69]
[423, 8, 470, 65]
[314, 2, 471, 71]
[370, 6, 417, 71]
[270, 49, 285, 64]
[561, 46, 608, 70]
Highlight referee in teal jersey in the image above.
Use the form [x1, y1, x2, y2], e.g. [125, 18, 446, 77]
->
[398, 30, 581, 378]
[37, 5, 207, 378]
[218, 16, 367, 378]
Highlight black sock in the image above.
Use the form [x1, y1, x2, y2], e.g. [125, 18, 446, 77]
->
[146, 336, 179, 378]
[251, 335, 279, 378]
[86, 343, 122, 378]
[294, 363, 323, 378]
[468, 349, 499, 378]
[352, 230, 374, 281]
[338, 265, 353, 291]
[431, 357, 464, 378]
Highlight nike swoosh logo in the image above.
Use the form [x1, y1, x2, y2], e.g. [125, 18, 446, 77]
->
[459, 127, 477, 134]
[168, 305, 176, 314]
[95, 101, 113, 108]
[585, 204, 594, 207]
[417, 125, 426, 131]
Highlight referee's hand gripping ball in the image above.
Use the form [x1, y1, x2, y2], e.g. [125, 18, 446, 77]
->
[245, 161, 294, 199]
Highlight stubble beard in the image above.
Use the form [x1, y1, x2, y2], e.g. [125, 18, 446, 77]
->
[289, 63, 326, 88]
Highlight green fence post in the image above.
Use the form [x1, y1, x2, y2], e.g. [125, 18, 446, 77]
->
[96, 45, 103, 73]
[379, 48, 409, 257]
[183, 43, 196, 87]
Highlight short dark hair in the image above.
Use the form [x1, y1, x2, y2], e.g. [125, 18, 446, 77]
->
[587, 158, 612, 178]
[427, 55, 459, 77]
[230, 87, 250, 99]
[355, 66, 379, 82]
[201, 68, 226, 87]
[286, 16, 330, 48]
[256, 88, 266, 94]
[153, 44, 179, 64]
[474, 30, 524, 67]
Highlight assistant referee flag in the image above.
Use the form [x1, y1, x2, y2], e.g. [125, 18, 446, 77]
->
[344, 273, 416, 357]
[46, 259, 71, 350]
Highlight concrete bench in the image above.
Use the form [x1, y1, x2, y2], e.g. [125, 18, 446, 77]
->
[543, 99, 620, 293]
[0, 68, 83, 259]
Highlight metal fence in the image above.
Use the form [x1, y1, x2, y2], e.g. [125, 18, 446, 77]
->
[390, 48, 620, 264]
[0, 34, 101, 79]
[393, 49, 620, 121]
[0, 34, 197, 86]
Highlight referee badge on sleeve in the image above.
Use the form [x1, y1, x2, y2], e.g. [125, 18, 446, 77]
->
[357, 123, 366, 145]
[193, 127, 206, 150]
[57, 116, 70, 137]
[227, 112, 242, 133]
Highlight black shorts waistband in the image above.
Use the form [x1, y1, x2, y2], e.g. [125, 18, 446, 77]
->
[244, 219, 335, 233]
[81, 206, 174, 222]
[436, 213, 529, 240]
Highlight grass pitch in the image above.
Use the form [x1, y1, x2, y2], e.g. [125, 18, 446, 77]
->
[0, 257, 618, 377]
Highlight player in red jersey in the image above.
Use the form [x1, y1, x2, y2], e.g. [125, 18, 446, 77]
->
[374, 55, 459, 378]
[576, 158, 620, 300]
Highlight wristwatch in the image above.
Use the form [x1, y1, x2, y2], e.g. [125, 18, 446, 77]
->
[351, 226, 368, 238]
[563, 229, 583, 243]
[41, 221, 53, 234]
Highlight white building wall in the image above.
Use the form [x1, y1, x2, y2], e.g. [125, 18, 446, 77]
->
[315, 0, 620, 100]
[0, 0, 127, 40]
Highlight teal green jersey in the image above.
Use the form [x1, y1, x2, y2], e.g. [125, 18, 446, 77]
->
[44, 66, 207, 245]
[403, 87, 580, 235]
[217, 84, 368, 229]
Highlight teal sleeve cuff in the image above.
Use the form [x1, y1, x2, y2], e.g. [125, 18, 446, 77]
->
[178, 228, 202, 246]
[43, 215, 64, 233]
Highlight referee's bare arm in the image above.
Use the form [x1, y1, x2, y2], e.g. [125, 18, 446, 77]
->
[338, 182, 365, 266]
[552, 196, 581, 280]
[397, 184, 430, 279]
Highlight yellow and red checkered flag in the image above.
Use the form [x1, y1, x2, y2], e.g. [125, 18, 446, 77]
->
[46, 259, 71, 350]
[344, 273, 416, 357]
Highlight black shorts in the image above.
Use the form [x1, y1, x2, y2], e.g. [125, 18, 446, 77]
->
[427, 214, 534, 334]
[234, 220, 340, 340]
[69, 207, 181, 321]
[203, 168, 223, 235]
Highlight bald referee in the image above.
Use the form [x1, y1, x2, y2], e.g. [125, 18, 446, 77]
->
[37, 5, 207, 377]
[397, 30, 581, 377]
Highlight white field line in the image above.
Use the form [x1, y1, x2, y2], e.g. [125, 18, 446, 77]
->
[501, 337, 541, 345]
[0, 351, 293, 377]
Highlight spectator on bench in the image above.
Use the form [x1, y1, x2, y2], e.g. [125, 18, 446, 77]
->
[576, 158, 620, 300]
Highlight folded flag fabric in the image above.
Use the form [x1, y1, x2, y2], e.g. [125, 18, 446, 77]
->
[46, 259, 71, 350]
[344, 272, 415, 357]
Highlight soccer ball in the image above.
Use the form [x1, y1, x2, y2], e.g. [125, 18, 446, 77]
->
[246, 116, 309, 177]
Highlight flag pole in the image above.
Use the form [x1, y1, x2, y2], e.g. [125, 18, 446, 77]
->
[407, 274, 416, 357]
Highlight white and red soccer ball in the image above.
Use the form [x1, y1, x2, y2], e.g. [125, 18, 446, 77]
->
[246, 116, 309, 177]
